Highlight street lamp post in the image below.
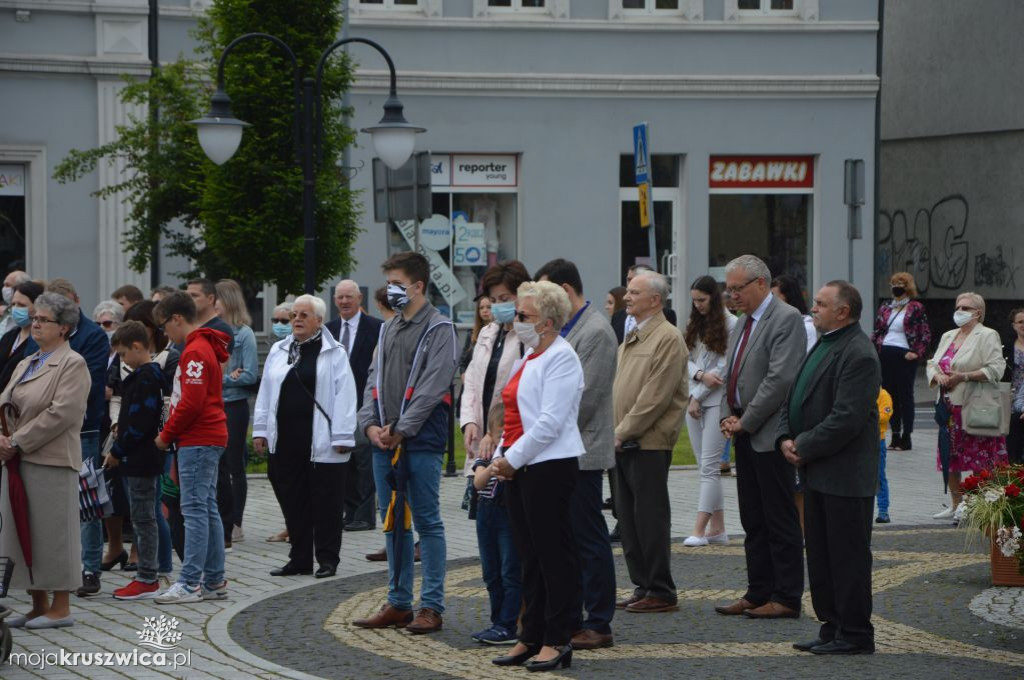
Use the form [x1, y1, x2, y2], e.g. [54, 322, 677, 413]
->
[191, 33, 424, 294]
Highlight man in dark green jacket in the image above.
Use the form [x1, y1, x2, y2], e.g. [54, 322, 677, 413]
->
[777, 280, 881, 656]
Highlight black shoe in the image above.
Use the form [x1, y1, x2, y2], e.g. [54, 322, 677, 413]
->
[123, 562, 139, 572]
[344, 520, 373, 532]
[493, 643, 542, 667]
[609, 523, 621, 543]
[810, 640, 873, 655]
[525, 646, 573, 672]
[889, 435, 903, 451]
[900, 435, 912, 451]
[793, 638, 830, 652]
[315, 565, 337, 579]
[100, 550, 128, 572]
[76, 571, 100, 597]
[270, 563, 313, 576]
[875, 515, 891, 524]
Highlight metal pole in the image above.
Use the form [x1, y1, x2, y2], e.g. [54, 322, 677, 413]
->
[148, 0, 160, 288]
[340, 0, 351, 279]
[444, 385, 457, 476]
[302, 77, 317, 294]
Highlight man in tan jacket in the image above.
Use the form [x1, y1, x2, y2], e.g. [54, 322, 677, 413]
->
[612, 271, 688, 614]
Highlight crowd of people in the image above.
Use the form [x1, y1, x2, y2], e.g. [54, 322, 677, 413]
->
[0, 253, 1019, 668]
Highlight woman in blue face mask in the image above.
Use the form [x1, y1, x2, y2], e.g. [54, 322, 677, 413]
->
[0, 280, 45, 393]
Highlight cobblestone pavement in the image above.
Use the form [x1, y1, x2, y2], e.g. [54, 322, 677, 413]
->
[2, 429, 1021, 679]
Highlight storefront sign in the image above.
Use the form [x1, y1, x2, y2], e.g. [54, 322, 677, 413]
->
[419, 214, 452, 251]
[453, 218, 486, 266]
[431, 154, 518, 188]
[395, 219, 467, 308]
[0, 165, 25, 196]
[709, 156, 814, 190]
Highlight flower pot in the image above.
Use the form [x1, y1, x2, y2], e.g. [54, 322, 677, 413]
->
[990, 540, 1024, 586]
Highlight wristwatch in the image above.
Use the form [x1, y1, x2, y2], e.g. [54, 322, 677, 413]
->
[9, 436, 21, 453]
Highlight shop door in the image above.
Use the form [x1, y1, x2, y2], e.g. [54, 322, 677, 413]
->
[619, 189, 679, 308]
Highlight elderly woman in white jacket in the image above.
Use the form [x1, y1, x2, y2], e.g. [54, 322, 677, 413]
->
[488, 281, 584, 672]
[253, 294, 357, 579]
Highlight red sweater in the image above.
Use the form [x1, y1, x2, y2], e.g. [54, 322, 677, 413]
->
[159, 327, 230, 448]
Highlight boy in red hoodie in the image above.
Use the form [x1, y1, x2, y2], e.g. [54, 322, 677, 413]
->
[151, 291, 231, 604]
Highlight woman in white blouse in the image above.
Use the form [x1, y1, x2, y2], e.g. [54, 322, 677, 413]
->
[683, 276, 737, 547]
[488, 280, 584, 672]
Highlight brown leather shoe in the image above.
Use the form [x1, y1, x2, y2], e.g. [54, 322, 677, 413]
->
[571, 629, 614, 649]
[615, 593, 643, 609]
[625, 597, 678, 613]
[743, 601, 800, 619]
[405, 607, 443, 634]
[714, 598, 758, 615]
[365, 547, 387, 562]
[352, 604, 414, 629]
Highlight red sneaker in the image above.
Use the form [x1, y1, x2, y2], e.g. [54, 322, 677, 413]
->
[113, 580, 160, 600]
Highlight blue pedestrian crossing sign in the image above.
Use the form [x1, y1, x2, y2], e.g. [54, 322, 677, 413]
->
[633, 123, 655, 230]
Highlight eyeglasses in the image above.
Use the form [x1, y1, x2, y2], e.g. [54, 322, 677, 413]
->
[289, 311, 315, 321]
[725, 278, 758, 296]
[29, 316, 58, 326]
[515, 312, 537, 323]
[955, 305, 977, 311]
[271, 317, 290, 324]
[98, 320, 117, 329]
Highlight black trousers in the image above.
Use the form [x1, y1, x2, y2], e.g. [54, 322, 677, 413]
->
[344, 442, 376, 526]
[880, 345, 918, 438]
[1008, 412, 1024, 465]
[614, 450, 676, 602]
[570, 469, 616, 634]
[222, 399, 250, 529]
[734, 434, 804, 610]
[505, 457, 580, 647]
[804, 488, 875, 650]
[268, 451, 347, 569]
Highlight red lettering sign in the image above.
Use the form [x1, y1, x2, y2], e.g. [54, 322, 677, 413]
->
[709, 156, 815, 189]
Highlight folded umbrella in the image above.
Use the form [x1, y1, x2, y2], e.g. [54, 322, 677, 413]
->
[0, 402, 31, 584]
[934, 394, 952, 494]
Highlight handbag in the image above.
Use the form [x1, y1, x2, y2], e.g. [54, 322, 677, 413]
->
[79, 455, 113, 521]
[962, 381, 1011, 436]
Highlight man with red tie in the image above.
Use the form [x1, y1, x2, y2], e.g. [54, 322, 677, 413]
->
[715, 255, 807, 620]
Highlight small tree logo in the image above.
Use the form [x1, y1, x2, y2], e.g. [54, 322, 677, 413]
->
[137, 615, 184, 650]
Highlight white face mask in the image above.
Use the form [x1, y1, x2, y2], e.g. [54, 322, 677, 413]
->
[1, 286, 12, 306]
[953, 310, 975, 327]
[513, 320, 549, 350]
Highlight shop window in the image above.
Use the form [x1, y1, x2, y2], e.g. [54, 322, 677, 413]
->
[0, 165, 27, 275]
[708, 155, 814, 291]
[387, 154, 519, 324]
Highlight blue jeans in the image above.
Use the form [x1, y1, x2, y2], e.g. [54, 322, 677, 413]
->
[570, 469, 616, 634]
[157, 454, 173, 573]
[876, 440, 889, 516]
[372, 448, 446, 613]
[80, 433, 103, 574]
[177, 446, 226, 588]
[476, 495, 521, 633]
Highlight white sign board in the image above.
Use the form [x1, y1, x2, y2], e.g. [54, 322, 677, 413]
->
[419, 214, 451, 251]
[450, 154, 517, 187]
[0, 165, 25, 196]
[395, 220, 467, 308]
[430, 154, 451, 187]
[453, 219, 486, 267]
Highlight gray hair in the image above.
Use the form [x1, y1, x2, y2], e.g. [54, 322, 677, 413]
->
[635, 271, 669, 303]
[517, 280, 573, 330]
[6, 271, 29, 286]
[956, 291, 986, 323]
[272, 302, 293, 318]
[92, 300, 124, 324]
[36, 292, 79, 330]
[725, 255, 771, 285]
[292, 294, 327, 320]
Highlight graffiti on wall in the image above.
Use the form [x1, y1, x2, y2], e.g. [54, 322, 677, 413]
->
[879, 194, 1019, 295]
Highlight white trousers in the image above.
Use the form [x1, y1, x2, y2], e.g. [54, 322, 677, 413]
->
[686, 403, 726, 514]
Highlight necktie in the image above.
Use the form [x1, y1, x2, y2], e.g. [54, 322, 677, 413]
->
[341, 320, 351, 354]
[727, 316, 754, 410]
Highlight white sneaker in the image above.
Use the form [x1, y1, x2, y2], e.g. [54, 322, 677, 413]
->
[155, 582, 202, 604]
[683, 535, 709, 547]
[232, 525, 245, 542]
[201, 580, 229, 601]
[705, 533, 730, 545]
[932, 506, 955, 520]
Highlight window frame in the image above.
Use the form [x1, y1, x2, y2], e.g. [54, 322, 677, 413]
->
[473, 0, 569, 20]
[354, 0, 421, 9]
[724, 0, 817, 21]
[620, 0, 684, 16]
[486, 0, 548, 12]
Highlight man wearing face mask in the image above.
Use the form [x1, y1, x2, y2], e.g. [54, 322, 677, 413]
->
[0, 270, 31, 336]
[354, 252, 458, 635]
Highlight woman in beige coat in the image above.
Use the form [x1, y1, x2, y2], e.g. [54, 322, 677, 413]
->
[0, 292, 90, 629]
[926, 291, 1007, 519]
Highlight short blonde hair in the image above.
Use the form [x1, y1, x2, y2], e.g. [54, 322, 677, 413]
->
[292, 294, 327, 320]
[517, 280, 572, 330]
[956, 291, 986, 323]
[890, 271, 918, 298]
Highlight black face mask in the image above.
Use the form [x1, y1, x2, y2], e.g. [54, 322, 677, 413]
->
[891, 286, 905, 298]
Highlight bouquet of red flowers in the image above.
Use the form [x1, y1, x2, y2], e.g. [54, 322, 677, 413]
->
[957, 463, 1024, 573]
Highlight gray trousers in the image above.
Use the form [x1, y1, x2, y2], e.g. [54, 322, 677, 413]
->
[614, 450, 676, 602]
[124, 476, 160, 583]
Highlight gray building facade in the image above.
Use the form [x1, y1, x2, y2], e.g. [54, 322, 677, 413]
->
[1, 0, 880, 327]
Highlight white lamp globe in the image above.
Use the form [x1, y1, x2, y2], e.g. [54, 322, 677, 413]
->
[369, 127, 418, 171]
[196, 121, 246, 165]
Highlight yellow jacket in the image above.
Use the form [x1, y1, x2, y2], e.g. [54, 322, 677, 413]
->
[877, 388, 892, 440]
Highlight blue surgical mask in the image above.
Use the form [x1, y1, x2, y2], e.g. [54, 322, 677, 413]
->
[272, 322, 291, 339]
[491, 301, 516, 324]
[387, 283, 410, 311]
[11, 306, 29, 328]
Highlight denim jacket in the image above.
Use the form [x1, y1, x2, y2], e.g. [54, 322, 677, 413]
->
[222, 324, 258, 403]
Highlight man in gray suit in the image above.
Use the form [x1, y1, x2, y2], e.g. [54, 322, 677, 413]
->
[779, 281, 881, 655]
[536, 258, 618, 649]
[714, 255, 806, 619]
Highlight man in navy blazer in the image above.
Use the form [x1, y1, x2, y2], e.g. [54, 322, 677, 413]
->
[326, 280, 383, 530]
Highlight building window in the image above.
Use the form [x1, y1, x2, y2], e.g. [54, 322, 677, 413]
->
[622, 0, 680, 12]
[387, 154, 519, 323]
[0, 164, 27, 275]
[707, 155, 814, 292]
[737, 0, 794, 11]
[475, 0, 567, 19]
[355, 0, 421, 8]
[725, 0, 817, 21]
[619, 154, 681, 286]
[487, 0, 546, 9]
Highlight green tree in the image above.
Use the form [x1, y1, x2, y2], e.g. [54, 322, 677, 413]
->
[54, 0, 360, 298]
